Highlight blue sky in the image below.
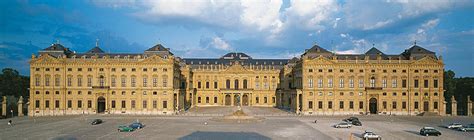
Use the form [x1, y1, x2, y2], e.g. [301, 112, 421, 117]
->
[0, 0, 473, 77]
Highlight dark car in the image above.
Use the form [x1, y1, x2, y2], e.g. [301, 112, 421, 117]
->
[91, 119, 103, 125]
[129, 122, 144, 129]
[352, 120, 362, 126]
[420, 127, 441, 136]
[343, 117, 359, 123]
[458, 124, 474, 132]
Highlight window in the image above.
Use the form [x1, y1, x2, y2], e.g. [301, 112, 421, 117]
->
[55, 100, 60, 108]
[226, 80, 231, 89]
[359, 69, 364, 73]
[163, 101, 168, 109]
[46, 68, 50, 71]
[88, 68, 92, 71]
[434, 92, 438, 96]
[67, 77, 72, 87]
[56, 91, 60, 95]
[143, 77, 148, 87]
[121, 76, 127, 87]
[256, 97, 259, 103]
[214, 81, 218, 89]
[370, 77, 375, 87]
[111, 77, 116, 87]
[45, 100, 50, 108]
[153, 100, 157, 108]
[264, 97, 268, 103]
[78, 100, 82, 108]
[392, 101, 397, 109]
[402, 101, 407, 109]
[214, 97, 218, 104]
[132, 68, 136, 72]
[402, 79, 407, 88]
[349, 78, 354, 88]
[55, 68, 60, 71]
[318, 78, 323, 88]
[308, 101, 313, 109]
[392, 79, 397, 88]
[308, 78, 314, 88]
[414, 102, 419, 109]
[393, 92, 397, 96]
[35, 76, 41, 86]
[122, 68, 126, 72]
[206, 97, 210, 103]
[393, 70, 397, 73]
[434, 102, 438, 109]
[272, 97, 276, 103]
[87, 76, 92, 87]
[424, 93, 429, 96]
[78, 68, 82, 71]
[359, 79, 364, 88]
[112, 100, 116, 108]
[234, 79, 239, 89]
[383, 92, 387, 96]
[122, 100, 126, 108]
[402, 92, 407, 96]
[153, 68, 157, 72]
[359, 101, 363, 109]
[349, 101, 354, 109]
[328, 78, 333, 88]
[328, 101, 333, 109]
[414, 79, 419, 88]
[111, 68, 116, 72]
[45, 76, 50, 86]
[243, 80, 248, 89]
[88, 100, 92, 108]
[153, 91, 157, 95]
[383, 101, 387, 109]
[424, 80, 428, 88]
[328, 69, 333, 72]
[318, 101, 323, 109]
[153, 77, 158, 87]
[382, 78, 387, 88]
[434, 79, 438, 88]
[339, 78, 344, 88]
[318, 69, 323, 72]
[131, 77, 136, 87]
[383, 70, 387, 73]
[415, 70, 419, 73]
[340, 92, 344, 96]
[371, 69, 375, 73]
[198, 82, 202, 88]
[99, 76, 105, 87]
[415, 92, 419, 96]
[35, 91, 40, 94]
[143, 100, 147, 109]
[35, 100, 40, 108]
[309, 69, 313, 72]
[67, 100, 72, 108]
[206, 81, 209, 89]
[402, 70, 406, 73]
[162, 75, 168, 87]
[198, 97, 201, 103]
[328, 92, 333, 96]
[340, 69, 344, 73]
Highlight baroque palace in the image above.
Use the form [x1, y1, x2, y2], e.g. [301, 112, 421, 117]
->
[29, 42, 445, 116]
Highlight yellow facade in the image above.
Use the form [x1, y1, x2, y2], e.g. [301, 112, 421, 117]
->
[29, 43, 445, 116]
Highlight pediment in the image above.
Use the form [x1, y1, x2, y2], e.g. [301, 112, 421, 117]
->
[306, 56, 334, 64]
[31, 54, 62, 64]
[412, 56, 441, 65]
[139, 55, 170, 64]
[224, 61, 252, 74]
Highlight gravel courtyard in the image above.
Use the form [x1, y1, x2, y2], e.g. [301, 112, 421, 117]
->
[0, 107, 473, 140]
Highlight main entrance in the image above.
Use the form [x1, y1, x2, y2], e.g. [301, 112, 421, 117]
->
[234, 94, 240, 106]
[97, 96, 106, 113]
[225, 95, 231, 106]
[369, 98, 377, 114]
[423, 101, 429, 112]
[242, 94, 249, 106]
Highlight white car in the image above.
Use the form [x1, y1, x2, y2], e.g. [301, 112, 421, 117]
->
[362, 131, 381, 140]
[447, 123, 463, 129]
[334, 122, 352, 128]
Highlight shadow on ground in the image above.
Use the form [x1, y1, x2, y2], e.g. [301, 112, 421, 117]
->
[179, 131, 271, 140]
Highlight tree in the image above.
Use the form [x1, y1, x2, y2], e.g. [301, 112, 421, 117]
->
[0, 68, 30, 98]
[444, 70, 456, 100]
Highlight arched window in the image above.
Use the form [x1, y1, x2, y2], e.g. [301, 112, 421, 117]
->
[234, 79, 239, 89]
[226, 79, 231, 89]
[243, 79, 248, 89]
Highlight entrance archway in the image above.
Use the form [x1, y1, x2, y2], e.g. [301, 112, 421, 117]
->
[97, 96, 106, 113]
[423, 101, 429, 112]
[234, 94, 240, 106]
[369, 98, 377, 114]
[225, 94, 231, 106]
[242, 94, 249, 106]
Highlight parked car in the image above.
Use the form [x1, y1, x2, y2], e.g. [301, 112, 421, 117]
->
[343, 117, 359, 123]
[334, 122, 352, 128]
[129, 122, 145, 129]
[458, 124, 474, 132]
[118, 125, 134, 132]
[91, 119, 103, 125]
[446, 123, 463, 129]
[362, 130, 381, 140]
[352, 120, 362, 126]
[420, 127, 441, 136]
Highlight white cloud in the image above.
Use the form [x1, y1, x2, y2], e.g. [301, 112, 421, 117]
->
[284, 0, 339, 30]
[240, 0, 283, 34]
[212, 37, 232, 51]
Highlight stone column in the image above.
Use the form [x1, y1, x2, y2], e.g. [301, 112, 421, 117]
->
[451, 96, 457, 116]
[441, 101, 447, 116]
[18, 96, 24, 117]
[1, 96, 6, 116]
[467, 96, 472, 116]
[231, 94, 234, 106]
